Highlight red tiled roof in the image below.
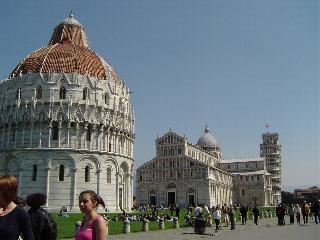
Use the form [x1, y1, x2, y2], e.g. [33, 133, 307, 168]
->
[9, 16, 121, 83]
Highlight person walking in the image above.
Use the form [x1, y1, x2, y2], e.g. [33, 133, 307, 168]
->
[0, 175, 33, 240]
[240, 204, 247, 225]
[228, 206, 236, 230]
[302, 200, 310, 224]
[312, 199, 320, 224]
[222, 204, 229, 227]
[75, 190, 108, 240]
[288, 204, 294, 224]
[252, 205, 260, 225]
[294, 204, 301, 225]
[175, 204, 180, 219]
[213, 206, 222, 236]
[26, 193, 57, 240]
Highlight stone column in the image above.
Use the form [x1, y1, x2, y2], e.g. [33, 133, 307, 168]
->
[84, 125, 87, 149]
[72, 168, 78, 207]
[97, 169, 102, 196]
[45, 163, 51, 207]
[67, 122, 71, 147]
[75, 123, 79, 149]
[114, 133, 118, 153]
[48, 123, 52, 148]
[105, 129, 109, 151]
[58, 121, 62, 147]
[116, 172, 119, 210]
[39, 123, 43, 148]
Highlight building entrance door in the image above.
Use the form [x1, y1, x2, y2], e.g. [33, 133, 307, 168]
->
[149, 196, 156, 206]
[167, 192, 175, 205]
[188, 195, 195, 206]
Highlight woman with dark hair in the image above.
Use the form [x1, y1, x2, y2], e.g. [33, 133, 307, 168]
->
[26, 193, 57, 240]
[75, 190, 108, 240]
[0, 175, 33, 240]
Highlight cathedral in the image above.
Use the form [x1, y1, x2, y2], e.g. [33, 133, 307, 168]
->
[136, 127, 282, 207]
[0, 14, 135, 211]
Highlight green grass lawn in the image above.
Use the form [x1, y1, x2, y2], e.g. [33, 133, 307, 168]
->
[53, 207, 276, 239]
[53, 209, 189, 239]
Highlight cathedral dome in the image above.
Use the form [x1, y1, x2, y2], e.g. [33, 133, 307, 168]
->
[196, 126, 220, 148]
[9, 13, 121, 83]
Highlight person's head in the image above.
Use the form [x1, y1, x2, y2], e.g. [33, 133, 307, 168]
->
[0, 175, 18, 208]
[79, 190, 105, 214]
[14, 197, 26, 208]
[27, 193, 47, 209]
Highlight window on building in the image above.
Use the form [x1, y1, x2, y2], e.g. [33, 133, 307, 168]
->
[59, 164, 65, 181]
[246, 163, 248, 168]
[242, 189, 245, 196]
[86, 125, 91, 142]
[118, 98, 124, 112]
[139, 175, 142, 182]
[107, 168, 112, 183]
[108, 142, 112, 152]
[240, 176, 243, 181]
[178, 148, 182, 155]
[257, 175, 260, 181]
[32, 164, 37, 181]
[52, 122, 58, 140]
[246, 176, 248, 181]
[251, 176, 254, 181]
[59, 87, 66, 99]
[170, 149, 174, 155]
[228, 165, 230, 169]
[36, 86, 42, 99]
[83, 88, 89, 100]
[85, 166, 90, 182]
[104, 93, 110, 105]
[16, 88, 22, 100]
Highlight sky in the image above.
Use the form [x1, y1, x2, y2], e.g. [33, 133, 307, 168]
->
[0, 0, 318, 190]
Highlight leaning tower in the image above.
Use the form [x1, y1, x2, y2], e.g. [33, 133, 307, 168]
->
[260, 132, 282, 205]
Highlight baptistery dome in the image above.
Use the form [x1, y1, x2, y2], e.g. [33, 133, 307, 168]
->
[10, 13, 121, 83]
[0, 14, 134, 211]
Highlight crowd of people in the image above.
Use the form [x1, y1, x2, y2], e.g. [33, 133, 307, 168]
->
[1, 174, 319, 240]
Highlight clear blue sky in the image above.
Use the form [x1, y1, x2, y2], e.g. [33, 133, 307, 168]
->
[0, 0, 318, 189]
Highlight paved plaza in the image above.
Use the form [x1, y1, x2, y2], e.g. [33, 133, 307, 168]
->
[106, 218, 319, 240]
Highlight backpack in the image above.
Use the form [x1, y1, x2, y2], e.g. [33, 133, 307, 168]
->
[39, 208, 57, 240]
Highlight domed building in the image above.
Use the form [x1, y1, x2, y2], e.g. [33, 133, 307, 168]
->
[135, 127, 233, 207]
[196, 126, 221, 158]
[136, 127, 276, 207]
[0, 14, 135, 211]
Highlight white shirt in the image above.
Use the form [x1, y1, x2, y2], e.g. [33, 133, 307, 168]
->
[214, 210, 222, 220]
